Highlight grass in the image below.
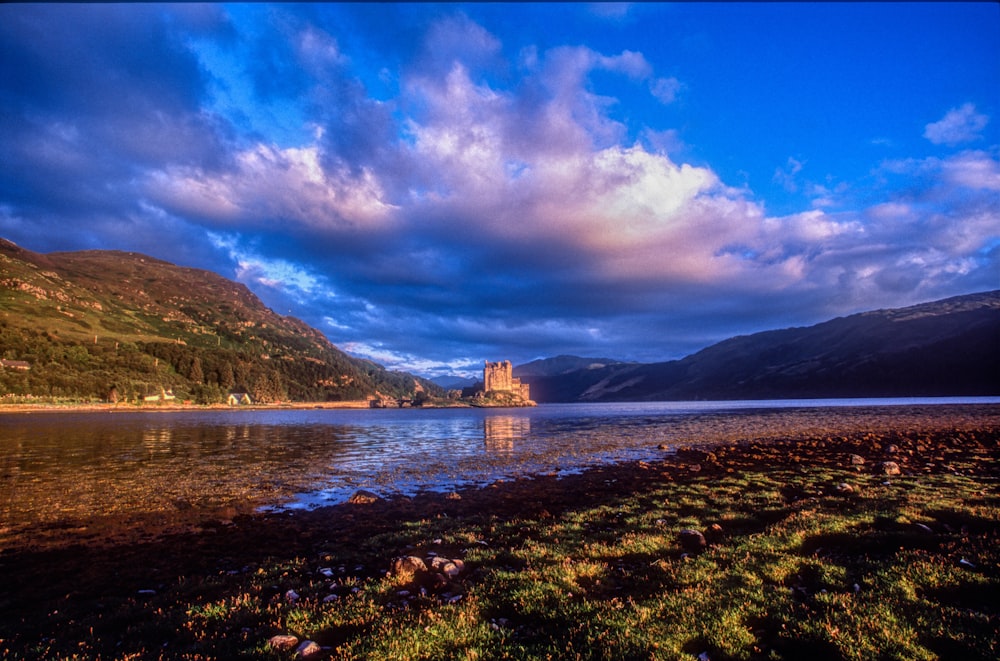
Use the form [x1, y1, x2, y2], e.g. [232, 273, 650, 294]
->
[1, 427, 998, 660]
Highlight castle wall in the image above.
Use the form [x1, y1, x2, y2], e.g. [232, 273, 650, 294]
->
[483, 360, 530, 401]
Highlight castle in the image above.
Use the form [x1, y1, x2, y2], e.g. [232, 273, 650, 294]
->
[483, 360, 530, 402]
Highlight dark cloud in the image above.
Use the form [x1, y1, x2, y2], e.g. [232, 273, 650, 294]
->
[1, 4, 997, 377]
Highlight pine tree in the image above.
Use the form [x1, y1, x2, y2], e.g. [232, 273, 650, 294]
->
[188, 356, 204, 384]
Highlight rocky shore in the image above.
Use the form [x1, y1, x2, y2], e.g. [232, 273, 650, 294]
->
[1, 408, 998, 659]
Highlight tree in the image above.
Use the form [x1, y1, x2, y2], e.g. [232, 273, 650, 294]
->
[188, 356, 204, 384]
[219, 361, 235, 390]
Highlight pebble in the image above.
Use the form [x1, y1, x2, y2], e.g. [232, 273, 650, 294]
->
[285, 589, 300, 603]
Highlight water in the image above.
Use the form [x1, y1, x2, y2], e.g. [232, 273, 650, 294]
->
[2, 398, 998, 545]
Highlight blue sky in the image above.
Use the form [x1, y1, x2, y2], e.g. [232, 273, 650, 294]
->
[1, 3, 998, 378]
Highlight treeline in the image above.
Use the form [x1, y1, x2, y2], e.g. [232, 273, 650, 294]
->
[0, 321, 438, 404]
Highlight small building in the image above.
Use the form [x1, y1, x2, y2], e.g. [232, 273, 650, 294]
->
[0, 359, 31, 371]
[144, 388, 176, 403]
[228, 392, 252, 406]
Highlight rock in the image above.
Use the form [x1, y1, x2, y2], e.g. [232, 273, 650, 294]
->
[885, 444, 899, 454]
[834, 482, 854, 495]
[430, 556, 465, 578]
[347, 490, 380, 504]
[390, 556, 427, 581]
[295, 640, 322, 658]
[268, 634, 299, 651]
[879, 461, 901, 476]
[677, 447, 717, 464]
[285, 589, 300, 603]
[849, 454, 865, 468]
[678, 529, 707, 553]
[704, 523, 724, 543]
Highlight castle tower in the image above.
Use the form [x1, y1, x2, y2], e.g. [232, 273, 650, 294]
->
[483, 360, 530, 401]
[484, 360, 514, 392]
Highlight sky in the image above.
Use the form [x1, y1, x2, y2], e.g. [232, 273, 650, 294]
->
[1, 3, 998, 378]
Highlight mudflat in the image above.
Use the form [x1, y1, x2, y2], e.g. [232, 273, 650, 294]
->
[1, 405, 997, 660]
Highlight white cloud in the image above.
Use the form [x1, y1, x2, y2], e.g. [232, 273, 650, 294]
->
[924, 103, 989, 146]
[148, 143, 398, 229]
[649, 76, 681, 105]
[208, 233, 333, 303]
[941, 150, 1000, 191]
[773, 157, 805, 192]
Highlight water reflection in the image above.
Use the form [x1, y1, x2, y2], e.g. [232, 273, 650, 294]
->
[1, 400, 997, 547]
[483, 415, 531, 454]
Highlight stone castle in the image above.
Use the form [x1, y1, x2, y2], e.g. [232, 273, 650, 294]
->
[483, 360, 530, 402]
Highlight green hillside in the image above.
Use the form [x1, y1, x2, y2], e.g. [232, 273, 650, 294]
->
[0, 239, 440, 404]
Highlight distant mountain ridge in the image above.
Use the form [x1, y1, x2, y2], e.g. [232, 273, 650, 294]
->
[514, 355, 633, 377]
[0, 238, 440, 403]
[522, 291, 1000, 402]
[430, 375, 478, 390]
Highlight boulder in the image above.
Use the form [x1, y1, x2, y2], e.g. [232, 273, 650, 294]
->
[678, 529, 707, 553]
[879, 461, 901, 476]
[295, 640, 322, 659]
[268, 634, 299, 651]
[704, 523, 724, 544]
[347, 490, 380, 504]
[430, 556, 465, 578]
[390, 556, 427, 581]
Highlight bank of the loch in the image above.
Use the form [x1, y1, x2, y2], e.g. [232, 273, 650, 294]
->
[1, 412, 998, 660]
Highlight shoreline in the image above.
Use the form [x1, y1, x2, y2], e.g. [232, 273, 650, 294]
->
[1, 409, 998, 659]
[1, 395, 996, 415]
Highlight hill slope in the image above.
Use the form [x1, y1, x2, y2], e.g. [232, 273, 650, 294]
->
[525, 291, 1000, 402]
[0, 239, 439, 403]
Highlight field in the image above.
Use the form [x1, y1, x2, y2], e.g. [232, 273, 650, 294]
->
[1, 414, 998, 660]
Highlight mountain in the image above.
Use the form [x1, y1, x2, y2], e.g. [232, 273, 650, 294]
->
[525, 291, 1000, 402]
[0, 238, 441, 403]
[430, 375, 479, 390]
[513, 355, 632, 377]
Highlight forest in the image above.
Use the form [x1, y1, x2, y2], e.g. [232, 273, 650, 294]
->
[0, 320, 435, 405]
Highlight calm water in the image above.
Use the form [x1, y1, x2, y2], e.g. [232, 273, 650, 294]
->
[2, 398, 999, 545]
